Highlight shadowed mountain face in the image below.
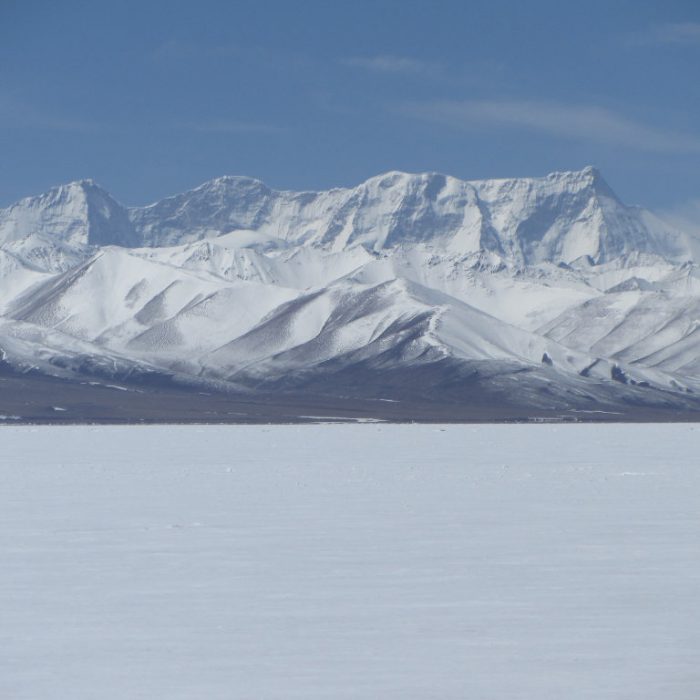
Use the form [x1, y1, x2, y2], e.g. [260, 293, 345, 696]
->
[1, 167, 700, 422]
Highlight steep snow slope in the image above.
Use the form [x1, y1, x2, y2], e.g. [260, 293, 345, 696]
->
[346, 250, 596, 329]
[0, 250, 52, 314]
[6, 248, 299, 356]
[137, 238, 373, 289]
[1, 167, 699, 414]
[0, 317, 163, 382]
[0, 181, 138, 272]
[125, 167, 691, 265]
[542, 289, 700, 378]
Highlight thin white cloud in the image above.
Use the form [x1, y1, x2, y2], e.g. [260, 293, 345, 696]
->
[399, 99, 700, 154]
[152, 39, 250, 63]
[151, 39, 309, 71]
[659, 199, 700, 237]
[342, 55, 443, 79]
[627, 22, 700, 46]
[0, 92, 100, 132]
[186, 120, 286, 135]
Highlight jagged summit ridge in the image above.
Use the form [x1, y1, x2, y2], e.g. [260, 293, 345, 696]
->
[126, 166, 650, 261]
[0, 167, 691, 266]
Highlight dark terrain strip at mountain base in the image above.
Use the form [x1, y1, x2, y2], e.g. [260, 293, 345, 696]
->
[2, 370, 700, 425]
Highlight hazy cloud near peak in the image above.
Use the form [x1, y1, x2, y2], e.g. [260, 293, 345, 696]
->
[659, 199, 700, 237]
[399, 99, 700, 154]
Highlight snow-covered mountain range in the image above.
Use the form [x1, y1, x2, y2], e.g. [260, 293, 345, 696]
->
[2, 166, 700, 419]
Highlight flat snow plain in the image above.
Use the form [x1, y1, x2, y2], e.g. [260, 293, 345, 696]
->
[1, 424, 699, 699]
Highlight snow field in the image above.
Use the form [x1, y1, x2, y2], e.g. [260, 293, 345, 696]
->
[1, 424, 699, 699]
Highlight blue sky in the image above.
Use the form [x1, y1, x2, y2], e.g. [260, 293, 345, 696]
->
[1, 0, 699, 221]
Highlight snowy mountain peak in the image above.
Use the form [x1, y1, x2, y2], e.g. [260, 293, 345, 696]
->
[1, 167, 691, 267]
[546, 165, 618, 200]
[0, 179, 137, 252]
[2, 166, 700, 416]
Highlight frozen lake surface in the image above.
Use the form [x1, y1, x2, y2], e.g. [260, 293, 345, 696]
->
[1, 424, 699, 699]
